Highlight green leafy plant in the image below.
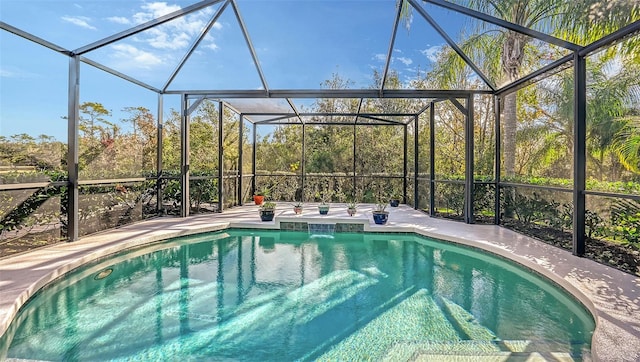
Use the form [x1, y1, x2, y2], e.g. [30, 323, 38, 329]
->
[611, 199, 640, 247]
[255, 186, 271, 197]
[374, 202, 387, 213]
[585, 210, 605, 239]
[260, 201, 276, 210]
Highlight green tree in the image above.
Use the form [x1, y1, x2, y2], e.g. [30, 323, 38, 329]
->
[408, 0, 639, 178]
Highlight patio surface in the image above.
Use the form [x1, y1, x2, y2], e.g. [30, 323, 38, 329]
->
[0, 204, 638, 361]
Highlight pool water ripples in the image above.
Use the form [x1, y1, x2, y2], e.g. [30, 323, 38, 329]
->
[0, 230, 595, 361]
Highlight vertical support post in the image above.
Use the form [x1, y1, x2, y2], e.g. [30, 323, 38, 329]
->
[218, 102, 224, 213]
[494, 95, 501, 225]
[238, 114, 244, 206]
[429, 102, 436, 216]
[413, 115, 419, 210]
[574, 53, 587, 256]
[353, 123, 357, 200]
[403, 124, 408, 203]
[252, 123, 257, 197]
[156, 93, 164, 214]
[464, 96, 475, 224]
[301, 123, 306, 201]
[67, 55, 80, 241]
[180, 94, 190, 217]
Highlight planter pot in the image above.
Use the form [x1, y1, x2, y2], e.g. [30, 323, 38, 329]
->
[294, 206, 303, 215]
[260, 209, 275, 221]
[253, 195, 264, 205]
[389, 199, 400, 207]
[318, 205, 330, 215]
[372, 211, 389, 225]
[347, 208, 357, 216]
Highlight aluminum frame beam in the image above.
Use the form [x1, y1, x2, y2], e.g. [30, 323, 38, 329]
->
[429, 102, 436, 216]
[163, 0, 231, 92]
[238, 114, 244, 205]
[413, 114, 419, 210]
[496, 54, 573, 96]
[1, 21, 71, 55]
[180, 94, 190, 217]
[74, 0, 225, 55]
[286, 98, 304, 123]
[157, 94, 164, 213]
[423, 0, 580, 51]
[79, 56, 161, 94]
[67, 56, 80, 241]
[449, 98, 467, 114]
[579, 21, 640, 57]
[187, 96, 207, 116]
[218, 102, 224, 212]
[230, 0, 270, 92]
[163, 89, 493, 98]
[494, 95, 501, 225]
[407, 0, 496, 91]
[254, 121, 397, 126]
[464, 95, 474, 224]
[380, 2, 404, 95]
[573, 53, 586, 256]
[244, 112, 418, 117]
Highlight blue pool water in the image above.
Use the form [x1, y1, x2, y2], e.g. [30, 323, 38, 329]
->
[0, 230, 594, 361]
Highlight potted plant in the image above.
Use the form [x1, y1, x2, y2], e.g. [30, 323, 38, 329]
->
[372, 202, 388, 225]
[389, 193, 401, 207]
[259, 201, 276, 221]
[347, 202, 357, 216]
[293, 201, 303, 215]
[318, 201, 330, 215]
[316, 190, 332, 215]
[253, 186, 270, 205]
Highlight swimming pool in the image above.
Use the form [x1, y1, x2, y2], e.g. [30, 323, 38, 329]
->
[0, 229, 595, 360]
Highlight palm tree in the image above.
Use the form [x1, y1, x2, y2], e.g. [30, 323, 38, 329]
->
[404, 0, 639, 177]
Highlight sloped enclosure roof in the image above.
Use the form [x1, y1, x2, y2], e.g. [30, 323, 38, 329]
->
[1, 0, 639, 123]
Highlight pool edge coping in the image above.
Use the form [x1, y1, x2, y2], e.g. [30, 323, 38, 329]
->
[1, 206, 638, 361]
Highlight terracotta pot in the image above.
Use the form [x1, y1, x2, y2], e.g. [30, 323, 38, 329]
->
[253, 195, 264, 205]
[294, 206, 303, 214]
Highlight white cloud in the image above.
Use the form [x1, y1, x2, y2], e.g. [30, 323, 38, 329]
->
[0, 68, 16, 78]
[203, 42, 219, 51]
[61, 16, 96, 30]
[133, 2, 182, 23]
[421, 45, 442, 63]
[107, 16, 131, 25]
[0, 69, 18, 78]
[397, 57, 413, 66]
[0, 67, 37, 78]
[110, 44, 163, 69]
[373, 54, 386, 62]
[127, 2, 220, 51]
[146, 28, 193, 50]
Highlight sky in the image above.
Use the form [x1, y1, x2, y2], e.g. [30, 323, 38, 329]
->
[0, 0, 543, 141]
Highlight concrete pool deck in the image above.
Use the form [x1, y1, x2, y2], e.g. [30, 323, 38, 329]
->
[0, 204, 638, 361]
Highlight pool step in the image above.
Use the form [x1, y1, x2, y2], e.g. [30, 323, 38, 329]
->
[439, 296, 497, 341]
[383, 340, 577, 362]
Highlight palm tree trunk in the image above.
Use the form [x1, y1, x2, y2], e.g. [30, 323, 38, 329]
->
[501, 31, 525, 178]
[501, 31, 524, 219]
[503, 92, 517, 177]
